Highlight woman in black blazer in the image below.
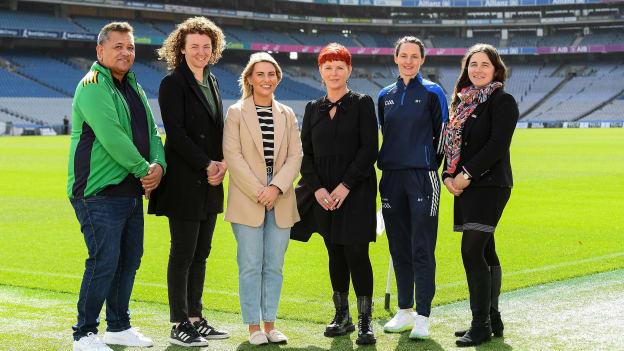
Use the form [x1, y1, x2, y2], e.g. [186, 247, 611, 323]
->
[442, 44, 519, 347]
[148, 17, 229, 347]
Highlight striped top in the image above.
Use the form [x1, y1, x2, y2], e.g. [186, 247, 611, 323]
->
[256, 105, 274, 167]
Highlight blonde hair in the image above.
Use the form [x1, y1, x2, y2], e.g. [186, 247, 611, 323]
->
[157, 16, 225, 70]
[239, 52, 283, 100]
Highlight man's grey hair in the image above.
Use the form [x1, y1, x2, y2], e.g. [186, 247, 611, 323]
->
[97, 22, 134, 45]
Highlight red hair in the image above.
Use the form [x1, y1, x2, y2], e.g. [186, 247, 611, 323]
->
[317, 43, 352, 67]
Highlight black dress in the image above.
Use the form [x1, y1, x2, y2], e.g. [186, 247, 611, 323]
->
[293, 91, 378, 245]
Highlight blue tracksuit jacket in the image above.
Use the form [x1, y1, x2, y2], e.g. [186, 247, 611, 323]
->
[377, 73, 448, 171]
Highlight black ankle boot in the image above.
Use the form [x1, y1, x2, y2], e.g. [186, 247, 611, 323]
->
[355, 296, 376, 345]
[490, 266, 504, 337]
[456, 270, 492, 347]
[324, 292, 355, 337]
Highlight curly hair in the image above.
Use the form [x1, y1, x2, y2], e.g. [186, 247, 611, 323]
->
[157, 16, 226, 70]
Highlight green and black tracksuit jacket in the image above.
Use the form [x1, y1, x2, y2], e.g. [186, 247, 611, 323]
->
[67, 62, 166, 199]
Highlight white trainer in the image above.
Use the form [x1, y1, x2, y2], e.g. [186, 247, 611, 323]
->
[266, 329, 288, 343]
[103, 327, 154, 347]
[409, 313, 430, 339]
[73, 333, 113, 351]
[383, 309, 415, 333]
[248, 330, 268, 345]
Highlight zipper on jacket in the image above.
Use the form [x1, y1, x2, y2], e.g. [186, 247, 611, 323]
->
[400, 85, 406, 106]
[115, 86, 133, 123]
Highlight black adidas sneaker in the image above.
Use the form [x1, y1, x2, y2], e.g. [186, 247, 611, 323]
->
[170, 321, 208, 347]
[193, 318, 230, 340]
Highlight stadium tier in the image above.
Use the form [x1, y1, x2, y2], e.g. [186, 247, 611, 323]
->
[524, 64, 624, 121]
[1, 10, 623, 50]
[0, 3, 623, 129]
[0, 10, 85, 33]
[583, 95, 624, 121]
[1, 53, 623, 126]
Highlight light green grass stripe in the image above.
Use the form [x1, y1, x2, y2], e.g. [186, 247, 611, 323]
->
[1, 129, 623, 324]
[3, 250, 623, 296]
[1, 270, 622, 350]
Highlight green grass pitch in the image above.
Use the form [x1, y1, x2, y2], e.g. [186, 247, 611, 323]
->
[0, 128, 622, 327]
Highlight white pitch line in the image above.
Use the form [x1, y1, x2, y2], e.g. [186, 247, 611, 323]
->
[436, 251, 624, 289]
[1, 251, 622, 302]
[0, 267, 315, 304]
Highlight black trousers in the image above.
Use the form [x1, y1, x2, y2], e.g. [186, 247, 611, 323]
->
[324, 239, 374, 297]
[167, 214, 217, 323]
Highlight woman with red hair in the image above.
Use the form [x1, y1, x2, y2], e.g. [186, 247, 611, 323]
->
[292, 43, 378, 345]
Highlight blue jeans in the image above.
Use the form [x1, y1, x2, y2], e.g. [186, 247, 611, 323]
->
[70, 196, 144, 340]
[232, 210, 290, 325]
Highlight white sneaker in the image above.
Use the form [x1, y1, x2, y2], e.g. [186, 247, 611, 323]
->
[248, 330, 268, 345]
[383, 309, 415, 333]
[103, 327, 154, 347]
[73, 333, 113, 351]
[266, 329, 288, 343]
[409, 314, 430, 339]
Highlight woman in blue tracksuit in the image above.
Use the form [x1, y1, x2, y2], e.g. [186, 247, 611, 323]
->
[378, 36, 448, 339]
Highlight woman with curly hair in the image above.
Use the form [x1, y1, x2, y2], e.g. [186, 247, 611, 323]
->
[147, 16, 229, 347]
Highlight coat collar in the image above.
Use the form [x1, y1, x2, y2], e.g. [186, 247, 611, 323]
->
[462, 88, 504, 139]
[241, 95, 286, 159]
[396, 72, 423, 90]
[176, 59, 222, 125]
[92, 61, 137, 87]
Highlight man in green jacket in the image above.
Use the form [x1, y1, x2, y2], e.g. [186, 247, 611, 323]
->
[67, 22, 166, 351]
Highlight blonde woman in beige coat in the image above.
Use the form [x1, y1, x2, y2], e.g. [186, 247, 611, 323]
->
[223, 52, 302, 346]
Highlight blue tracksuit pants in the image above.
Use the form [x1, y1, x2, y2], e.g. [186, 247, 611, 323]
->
[380, 169, 440, 317]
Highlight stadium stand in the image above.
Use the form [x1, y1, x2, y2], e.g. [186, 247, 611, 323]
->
[2, 53, 84, 96]
[0, 66, 65, 98]
[0, 3, 623, 129]
[2, 52, 623, 125]
[0, 97, 72, 125]
[0, 10, 84, 33]
[524, 63, 624, 121]
[538, 31, 578, 47]
[72, 16, 165, 39]
[507, 32, 539, 47]
[583, 95, 624, 121]
[580, 28, 624, 45]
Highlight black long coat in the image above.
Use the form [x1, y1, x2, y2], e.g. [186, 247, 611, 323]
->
[446, 88, 519, 187]
[292, 91, 378, 244]
[148, 59, 224, 220]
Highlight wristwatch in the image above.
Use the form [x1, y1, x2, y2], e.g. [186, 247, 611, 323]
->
[462, 172, 471, 180]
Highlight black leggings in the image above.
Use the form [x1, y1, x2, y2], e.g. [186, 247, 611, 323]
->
[324, 239, 373, 297]
[461, 230, 500, 272]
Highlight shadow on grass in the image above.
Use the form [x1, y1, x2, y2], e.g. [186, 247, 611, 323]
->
[235, 341, 327, 350]
[228, 331, 379, 350]
[393, 331, 445, 351]
[474, 336, 513, 351]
